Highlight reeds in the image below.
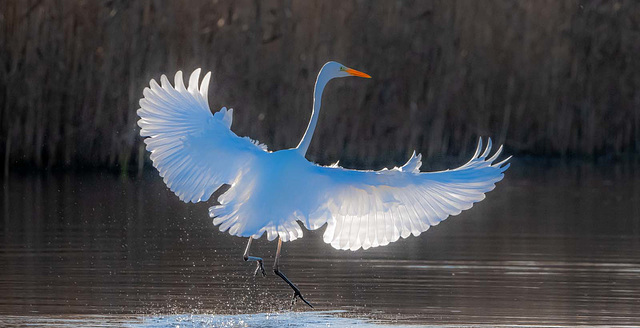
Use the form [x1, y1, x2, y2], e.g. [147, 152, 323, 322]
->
[1, 0, 639, 174]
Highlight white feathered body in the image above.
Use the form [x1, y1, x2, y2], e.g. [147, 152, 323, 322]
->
[137, 69, 510, 251]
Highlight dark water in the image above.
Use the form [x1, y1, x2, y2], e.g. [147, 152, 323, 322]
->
[1, 160, 639, 327]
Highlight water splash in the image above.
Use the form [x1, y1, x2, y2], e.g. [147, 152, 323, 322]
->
[0, 312, 423, 328]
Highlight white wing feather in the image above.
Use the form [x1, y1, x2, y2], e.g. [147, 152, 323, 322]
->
[299, 138, 510, 250]
[137, 69, 266, 203]
[138, 69, 510, 249]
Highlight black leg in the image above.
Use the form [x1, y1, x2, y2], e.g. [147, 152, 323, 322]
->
[273, 237, 313, 308]
[243, 237, 266, 277]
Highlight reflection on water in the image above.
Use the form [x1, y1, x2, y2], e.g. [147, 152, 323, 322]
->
[1, 311, 420, 328]
[1, 160, 639, 326]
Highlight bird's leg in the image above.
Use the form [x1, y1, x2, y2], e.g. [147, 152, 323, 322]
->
[243, 237, 266, 277]
[273, 237, 313, 308]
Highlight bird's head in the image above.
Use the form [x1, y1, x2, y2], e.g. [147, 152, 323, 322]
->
[321, 61, 371, 80]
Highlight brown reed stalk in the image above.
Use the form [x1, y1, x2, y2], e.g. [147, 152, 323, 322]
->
[0, 0, 638, 173]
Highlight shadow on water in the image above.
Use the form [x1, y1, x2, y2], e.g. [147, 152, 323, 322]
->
[1, 159, 639, 326]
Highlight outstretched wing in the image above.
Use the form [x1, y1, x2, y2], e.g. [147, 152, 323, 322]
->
[137, 69, 267, 203]
[300, 138, 510, 251]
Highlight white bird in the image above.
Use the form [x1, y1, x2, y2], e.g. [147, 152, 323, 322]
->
[137, 61, 510, 307]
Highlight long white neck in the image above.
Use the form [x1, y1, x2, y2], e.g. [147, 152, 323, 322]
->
[296, 68, 332, 156]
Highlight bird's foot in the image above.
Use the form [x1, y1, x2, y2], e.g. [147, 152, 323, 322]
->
[244, 254, 266, 277]
[274, 268, 313, 309]
[254, 260, 266, 277]
[290, 289, 314, 309]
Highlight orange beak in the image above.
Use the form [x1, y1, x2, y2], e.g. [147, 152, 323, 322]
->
[345, 68, 371, 79]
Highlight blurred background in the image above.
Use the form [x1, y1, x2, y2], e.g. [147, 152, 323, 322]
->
[2, 0, 640, 173]
[1, 1, 640, 326]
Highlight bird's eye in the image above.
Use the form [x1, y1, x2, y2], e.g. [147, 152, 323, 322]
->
[340, 67, 345, 71]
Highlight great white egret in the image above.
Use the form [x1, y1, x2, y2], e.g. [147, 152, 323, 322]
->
[137, 61, 510, 307]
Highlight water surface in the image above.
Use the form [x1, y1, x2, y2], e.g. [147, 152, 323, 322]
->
[1, 160, 639, 326]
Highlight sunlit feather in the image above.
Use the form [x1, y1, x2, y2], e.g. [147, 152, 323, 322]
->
[137, 62, 510, 250]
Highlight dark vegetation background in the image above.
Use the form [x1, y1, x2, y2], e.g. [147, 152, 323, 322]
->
[1, 0, 639, 174]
